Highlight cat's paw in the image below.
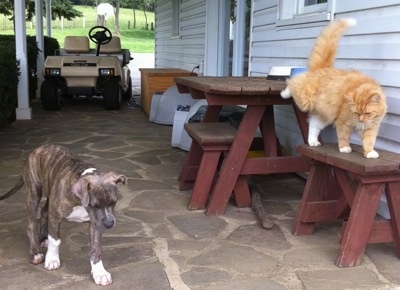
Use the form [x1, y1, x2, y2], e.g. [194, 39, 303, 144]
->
[308, 140, 321, 147]
[365, 150, 379, 159]
[339, 146, 352, 153]
[280, 87, 292, 99]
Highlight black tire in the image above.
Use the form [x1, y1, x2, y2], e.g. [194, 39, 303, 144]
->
[41, 80, 61, 111]
[103, 80, 121, 110]
[123, 77, 132, 100]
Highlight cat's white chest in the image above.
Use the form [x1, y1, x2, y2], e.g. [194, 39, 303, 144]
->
[66, 206, 90, 222]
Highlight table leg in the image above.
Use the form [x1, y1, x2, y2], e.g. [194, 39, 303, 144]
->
[188, 150, 222, 210]
[179, 105, 222, 190]
[179, 141, 202, 190]
[336, 182, 385, 267]
[292, 104, 309, 143]
[233, 175, 251, 207]
[293, 163, 333, 235]
[203, 105, 222, 122]
[205, 105, 266, 215]
[386, 181, 400, 257]
[260, 106, 278, 157]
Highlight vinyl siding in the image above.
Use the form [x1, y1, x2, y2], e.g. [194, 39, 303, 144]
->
[155, 0, 206, 71]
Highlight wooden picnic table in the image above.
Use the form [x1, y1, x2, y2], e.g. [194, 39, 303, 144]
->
[174, 76, 311, 215]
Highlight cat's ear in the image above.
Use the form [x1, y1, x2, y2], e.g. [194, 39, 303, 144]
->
[369, 94, 381, 103]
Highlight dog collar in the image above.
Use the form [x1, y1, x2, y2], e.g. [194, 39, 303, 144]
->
[81, 168, 97, 176]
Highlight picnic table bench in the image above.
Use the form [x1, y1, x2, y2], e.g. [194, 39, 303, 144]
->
[293, 143, 400, 267]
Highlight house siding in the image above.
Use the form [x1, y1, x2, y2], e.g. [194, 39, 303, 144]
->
[249, 0, 400, 154]
[155, 0, 206, 71]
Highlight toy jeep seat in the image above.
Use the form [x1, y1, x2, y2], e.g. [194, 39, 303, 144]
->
[99, 36, 121, 53]
[63, 36, 91, 55]
[99, 36, 130, 67]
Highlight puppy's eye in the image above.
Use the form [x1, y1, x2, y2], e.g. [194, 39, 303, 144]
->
[91, 203, 101, 209]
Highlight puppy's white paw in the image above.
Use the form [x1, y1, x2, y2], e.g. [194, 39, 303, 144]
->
[45, 258, 60, 270]
[93, 271, 112, 286]
[308, 140, 321, 147]
[91, 260, 112, 286]
[280, 87, 291, 99]
[31, 253, 44, 265]
[45, 235, 61, 270]
[339, 146, 352, 153]
[365, 150, 379, 159]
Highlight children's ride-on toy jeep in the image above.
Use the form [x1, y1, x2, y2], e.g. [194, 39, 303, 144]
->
[41, 26, 132, 110]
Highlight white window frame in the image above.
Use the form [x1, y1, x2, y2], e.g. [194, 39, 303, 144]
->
[171, 0, 181, 39]
[277, 0, 334, 29]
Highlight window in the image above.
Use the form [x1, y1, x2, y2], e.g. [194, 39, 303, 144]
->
[300, 0, 328, 14]
[277, 0, 332, 29]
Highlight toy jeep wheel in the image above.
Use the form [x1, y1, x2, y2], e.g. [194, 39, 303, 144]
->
[41, 80, 61, 111]
[103, 80, 121, 110]
[123, 77, 132, 100]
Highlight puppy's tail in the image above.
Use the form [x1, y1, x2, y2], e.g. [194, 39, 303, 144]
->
[308, 18, 356, 71]
[0, 176, 24, 200]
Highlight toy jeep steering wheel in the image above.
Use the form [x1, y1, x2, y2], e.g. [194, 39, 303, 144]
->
[89, 26, 112, 45]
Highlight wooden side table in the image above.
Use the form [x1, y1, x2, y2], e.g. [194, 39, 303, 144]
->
[294, 144, 400, 267]
[139, 68, 195, 116]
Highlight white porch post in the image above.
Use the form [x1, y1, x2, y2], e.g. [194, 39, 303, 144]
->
[204, 0, 230, 76]
[232, 0, 246, 76]
[15, 0, 32, 120]
[36, 0, 45, 97]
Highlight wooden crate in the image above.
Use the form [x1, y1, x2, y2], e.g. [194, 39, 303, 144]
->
[139, 68, 195, 116]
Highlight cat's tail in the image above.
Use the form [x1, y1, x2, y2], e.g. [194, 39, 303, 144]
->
[308, 18, 357, 71]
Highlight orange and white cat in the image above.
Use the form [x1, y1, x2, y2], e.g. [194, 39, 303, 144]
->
[281, 18, 387, 158]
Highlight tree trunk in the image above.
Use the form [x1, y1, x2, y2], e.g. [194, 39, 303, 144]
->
[132, 3, 136, 29]
[114, 0, 121, 35]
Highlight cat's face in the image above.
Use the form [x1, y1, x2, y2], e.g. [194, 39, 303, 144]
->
[346, 84, 387, 125]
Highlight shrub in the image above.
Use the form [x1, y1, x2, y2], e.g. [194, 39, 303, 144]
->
[0, 35, 59, 128]
[0, 43, 20, 128]
[44, 35, 60, 58]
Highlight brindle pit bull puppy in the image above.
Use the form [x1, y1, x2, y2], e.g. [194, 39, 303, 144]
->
[0, 144, 126, 286]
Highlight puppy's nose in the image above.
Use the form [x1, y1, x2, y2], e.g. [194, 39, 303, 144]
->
[103, 219, 115, 229]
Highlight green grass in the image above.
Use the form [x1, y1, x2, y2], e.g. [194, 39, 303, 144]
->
[0, 5, 155, 53]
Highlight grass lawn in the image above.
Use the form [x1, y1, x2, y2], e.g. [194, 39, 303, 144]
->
[0, 5, 155, 53]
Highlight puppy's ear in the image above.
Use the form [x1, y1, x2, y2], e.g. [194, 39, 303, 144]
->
[72, 178, 90, 207]
[104, 172, 127, 185]
[116, 175, 127, 185]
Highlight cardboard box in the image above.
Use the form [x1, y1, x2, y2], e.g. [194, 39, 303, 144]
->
[139, 68, 195, 116]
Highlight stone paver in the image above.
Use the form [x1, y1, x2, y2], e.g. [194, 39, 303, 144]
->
[1, 99, 400, 290]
